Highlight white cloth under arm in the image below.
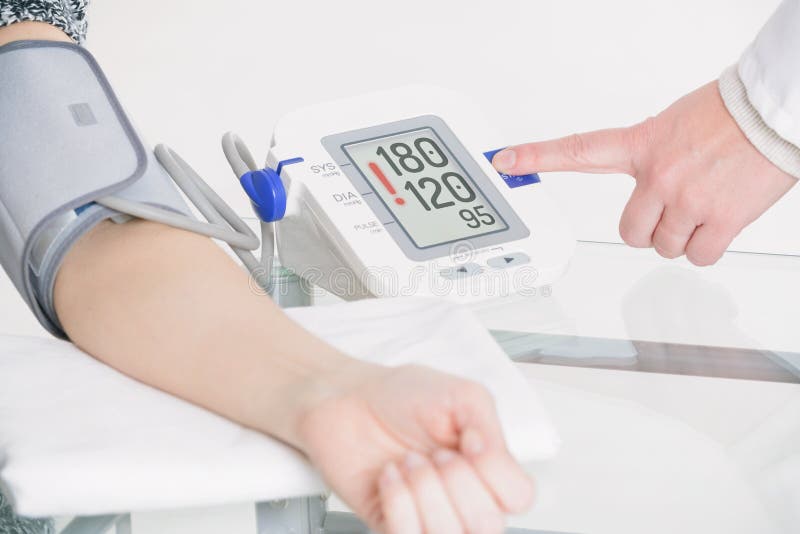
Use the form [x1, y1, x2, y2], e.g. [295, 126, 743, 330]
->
[0, 297, 558, 517]
[718, 0, 800, 178]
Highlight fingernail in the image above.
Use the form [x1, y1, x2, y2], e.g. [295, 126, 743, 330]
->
[493, 149, 516, 171]
[461, 428, 484, 456]
[432, 448, 457, 466]
[381, 462, 401, 487]
[404, 451, 426, 470]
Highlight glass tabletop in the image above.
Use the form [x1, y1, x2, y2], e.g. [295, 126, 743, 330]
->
[471, 241, 800, 534]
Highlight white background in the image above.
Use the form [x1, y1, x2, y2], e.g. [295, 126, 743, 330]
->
[87, 0, 795, 253]
[3, 0, 793, 336]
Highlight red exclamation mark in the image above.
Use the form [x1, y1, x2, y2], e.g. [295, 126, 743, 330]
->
[368, 162, 405, 205]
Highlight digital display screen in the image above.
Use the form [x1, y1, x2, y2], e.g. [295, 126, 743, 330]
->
[343, 128, 508, 248]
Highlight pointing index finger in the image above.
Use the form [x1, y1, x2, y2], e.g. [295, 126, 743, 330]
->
[492, 127, 638, 176]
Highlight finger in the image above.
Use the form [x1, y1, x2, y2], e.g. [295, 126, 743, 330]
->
[651, 208, 698, 259]
[403, 452, 464, 534]
[492, 128, 636, 175]
[619, 186, 664, 248]
[379, 462, 422, 534]
[685, 223, 736, 266]
[432, 449, 505, 534]
[459, 426, 534, 513]
[455, 389, 535, 513]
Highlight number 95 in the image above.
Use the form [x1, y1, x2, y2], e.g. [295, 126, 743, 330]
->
[459, 205, 496, 228]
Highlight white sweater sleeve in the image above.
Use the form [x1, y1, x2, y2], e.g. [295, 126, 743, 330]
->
[718, 0, 800, 178]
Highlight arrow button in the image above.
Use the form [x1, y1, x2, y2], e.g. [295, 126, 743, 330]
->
[488, 252, 531, 269]
[439, 263, 482, 279]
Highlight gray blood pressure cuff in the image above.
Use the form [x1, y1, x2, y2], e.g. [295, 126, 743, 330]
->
[0, 41, 190, 338]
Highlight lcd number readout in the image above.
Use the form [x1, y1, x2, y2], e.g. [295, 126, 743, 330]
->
[344, 127, 507, 248]
[372, 137, 496, 230]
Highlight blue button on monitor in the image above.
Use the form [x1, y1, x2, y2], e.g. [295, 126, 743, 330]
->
[483, 148, 541, 188]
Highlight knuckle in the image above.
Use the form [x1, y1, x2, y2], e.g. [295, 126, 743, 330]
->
[631, 116, 657, 148]
[651, 229, 682, 259]
[618, 225, 632, 246]
[628, 117, 658, 170]
[674, 186, 705, 217]
[686, 245, 722, 266]
[655, 245, 682, 259]
[619, 221, 649, 248]
[424, 408, 458, 442]
[686, 228, 732, 266]
[647, 168, 678, 198]
[686, 250, 719, 266]
[618, 225, 636, 246]
[563, 133, 589, 163]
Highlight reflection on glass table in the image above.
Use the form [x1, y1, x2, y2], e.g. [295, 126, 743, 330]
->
[493, 331, 800, 384]
[470, 242, 800, 534]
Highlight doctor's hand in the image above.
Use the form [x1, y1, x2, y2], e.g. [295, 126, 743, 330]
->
[492, 81, 797, 266]
[293, 364, 534, 534]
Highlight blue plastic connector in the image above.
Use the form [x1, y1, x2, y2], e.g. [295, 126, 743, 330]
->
[239, 168, 287, 223]
[238, 157, 304, 223]
[275, 157, 305, 177]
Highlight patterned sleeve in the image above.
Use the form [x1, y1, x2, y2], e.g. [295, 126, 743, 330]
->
[0, 0, 89, 43]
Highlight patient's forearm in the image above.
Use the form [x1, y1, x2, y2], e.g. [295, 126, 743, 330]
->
[54, 220, 361, 447]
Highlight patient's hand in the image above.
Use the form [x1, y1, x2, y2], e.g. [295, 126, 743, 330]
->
[295, 364, 534, 534]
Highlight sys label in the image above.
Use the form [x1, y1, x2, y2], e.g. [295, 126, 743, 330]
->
[310, 162, 339, 177]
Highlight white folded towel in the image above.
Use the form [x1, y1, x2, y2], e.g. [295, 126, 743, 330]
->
[0, 297, 558, 517]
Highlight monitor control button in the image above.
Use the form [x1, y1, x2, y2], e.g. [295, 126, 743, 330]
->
[487, 252, 531, 269]
[439, 263, 483, 279]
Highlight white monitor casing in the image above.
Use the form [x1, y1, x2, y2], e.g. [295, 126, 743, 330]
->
[267, 86, 574, 302]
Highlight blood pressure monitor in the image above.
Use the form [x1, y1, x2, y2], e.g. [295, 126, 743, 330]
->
[266, 86, 574, 302]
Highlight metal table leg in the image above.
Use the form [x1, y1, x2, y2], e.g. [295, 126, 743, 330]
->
[60, 514, 130, 534]
[255, 496, 327, 534]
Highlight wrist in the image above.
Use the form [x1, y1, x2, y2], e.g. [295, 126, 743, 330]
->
[250, 343, 385, 451]
[289, 359, 385, 450]
[718, 65, 800, 179]
[0, 21, 73, 47]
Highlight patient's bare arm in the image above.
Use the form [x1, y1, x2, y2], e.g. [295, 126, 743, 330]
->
[3, 21, 533, 534]
[56, 220, 534, 534]
[55, 219, 358, 446]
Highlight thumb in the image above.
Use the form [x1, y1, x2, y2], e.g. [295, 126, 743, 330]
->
[492, 127, 639, 176]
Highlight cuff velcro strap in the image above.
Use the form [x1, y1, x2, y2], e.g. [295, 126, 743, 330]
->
[0, 40, 189, 337]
